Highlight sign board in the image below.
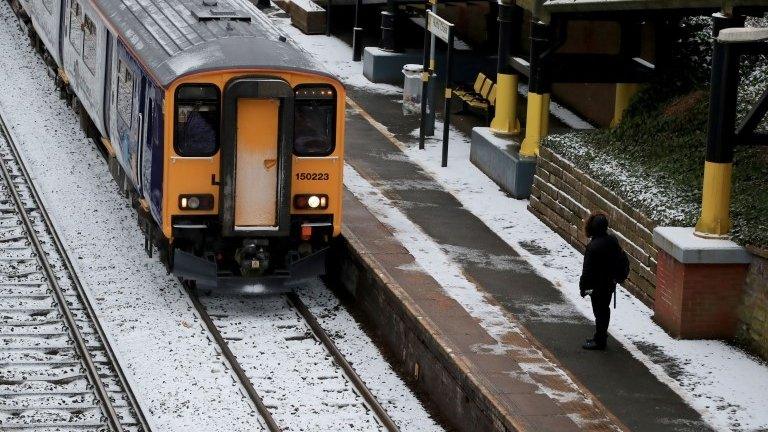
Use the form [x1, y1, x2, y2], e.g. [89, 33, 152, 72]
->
[426, 11, 452, 43]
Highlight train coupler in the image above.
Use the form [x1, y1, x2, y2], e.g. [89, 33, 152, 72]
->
[236, 239, 270, 277]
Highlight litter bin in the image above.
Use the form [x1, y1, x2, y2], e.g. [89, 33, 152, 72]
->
[402, 64, 423, 115]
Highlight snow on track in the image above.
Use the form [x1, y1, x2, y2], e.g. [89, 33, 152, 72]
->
[196, 278, 444, 432]
[199, 287, 382, 431]
[0, 5, 266, 431]
[0, 123, 143, 432]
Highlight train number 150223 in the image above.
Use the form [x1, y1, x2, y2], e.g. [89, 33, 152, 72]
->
[295, 172, 330, 181]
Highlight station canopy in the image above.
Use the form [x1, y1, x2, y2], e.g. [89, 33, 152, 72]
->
[517, 0, 768, 20]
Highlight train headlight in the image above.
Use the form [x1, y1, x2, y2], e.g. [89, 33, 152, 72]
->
[179, 194, 214, 211]
[293, 194, 329, 210]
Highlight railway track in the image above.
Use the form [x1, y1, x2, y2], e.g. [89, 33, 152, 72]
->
[0, 112, 150, 432]
[187, 283, 401, 432]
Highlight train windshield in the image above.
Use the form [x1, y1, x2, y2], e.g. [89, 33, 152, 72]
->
[294, 86, 335, 156]
[175, 84, 220, 157]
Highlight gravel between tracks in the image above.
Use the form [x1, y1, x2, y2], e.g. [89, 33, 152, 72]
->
[198, 279, 443, 431]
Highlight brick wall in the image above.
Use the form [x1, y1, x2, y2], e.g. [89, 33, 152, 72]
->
[656, 250, 748, 339]
[738, 251, 768, 359]
[529, 145, 768, 360]
[529, 146, 658, 305]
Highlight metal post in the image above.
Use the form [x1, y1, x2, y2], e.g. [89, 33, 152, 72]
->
[380, 0, 396, 52]
[694, 12, 745, 237]
[418, 6, 432, 150]
[441, 27, 454, 167]
[425, 0, 437, 136]
[611, 21, 642, 127]
[520, 19, 551, 158]
[352, 0, 364, 61]
[325, 0, 332, 36]
[490, 0, 520, 135]
[610, 83, 640, 127]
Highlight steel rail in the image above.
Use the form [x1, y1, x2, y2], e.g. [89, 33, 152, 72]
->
[285, 292, 400, 432]
[0, 112, 130, 432]
[0, 112, 152, 432]
[185, 283, 282, 432]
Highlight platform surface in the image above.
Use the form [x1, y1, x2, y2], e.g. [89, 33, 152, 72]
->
[342, 85, 713, 432]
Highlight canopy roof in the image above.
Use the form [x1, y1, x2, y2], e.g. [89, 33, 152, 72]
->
[517, 0, 768, 20]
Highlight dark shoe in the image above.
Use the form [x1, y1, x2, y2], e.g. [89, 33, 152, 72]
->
[582, 339, 606, 350]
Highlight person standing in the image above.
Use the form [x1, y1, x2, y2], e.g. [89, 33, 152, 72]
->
[579, 212, 627, 350]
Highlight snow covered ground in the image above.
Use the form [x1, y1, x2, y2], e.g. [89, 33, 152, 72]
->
[0, 4, 440, 432]
[267, 10, 768, 432]
[199, 281, 443, 431]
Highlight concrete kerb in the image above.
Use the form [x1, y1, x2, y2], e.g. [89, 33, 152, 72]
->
[338, 226, 527, 432]
[338, 219, 628, 432]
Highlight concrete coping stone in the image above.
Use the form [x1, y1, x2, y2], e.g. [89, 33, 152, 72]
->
[473, 127, 519, 154]
[653, 226, 753, 265]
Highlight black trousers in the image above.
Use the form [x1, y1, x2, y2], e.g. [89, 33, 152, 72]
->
[590, 290, 613, 346]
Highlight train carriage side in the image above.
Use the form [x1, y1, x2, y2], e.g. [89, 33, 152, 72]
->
[16, 0, 64, 66]
[59, 0, 109, 136]
[107, 39, 165, 223]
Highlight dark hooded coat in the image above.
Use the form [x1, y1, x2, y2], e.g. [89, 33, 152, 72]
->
[579, 214, 622, 296]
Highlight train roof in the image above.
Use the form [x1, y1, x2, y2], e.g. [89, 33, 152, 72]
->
[95, 0, 321, 87]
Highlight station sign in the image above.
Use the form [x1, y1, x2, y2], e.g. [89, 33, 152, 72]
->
[426, 11, 452, 44]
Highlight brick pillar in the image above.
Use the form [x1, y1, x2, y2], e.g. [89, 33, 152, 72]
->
[653, 227, 752, 339]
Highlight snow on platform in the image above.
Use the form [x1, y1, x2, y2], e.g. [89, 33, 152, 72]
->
[264, 11, 768, 431]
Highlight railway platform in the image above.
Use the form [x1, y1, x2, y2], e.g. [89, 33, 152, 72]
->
[337, 87, 714, 432]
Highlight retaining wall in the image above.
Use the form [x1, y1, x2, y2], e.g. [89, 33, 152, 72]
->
[528, 145, 768, 360]
[528, 146, 658, 305]
[739, 250, 768, 359]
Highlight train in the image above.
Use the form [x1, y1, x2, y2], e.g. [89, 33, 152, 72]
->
[11, 0, 345, 287]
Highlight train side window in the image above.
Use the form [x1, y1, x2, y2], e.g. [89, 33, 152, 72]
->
[116, 61, 134, 126]
[174, 84, 220, 157]
[68, 1, 83, 54]
[82, 15, 97, 73]
[293, 85, 336, 156]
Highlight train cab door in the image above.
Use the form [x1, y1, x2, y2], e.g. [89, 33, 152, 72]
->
[235, 99, 279, 226]
[220, 78, 294, 237]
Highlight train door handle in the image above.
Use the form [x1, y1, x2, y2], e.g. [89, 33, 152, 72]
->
[211, 174, 220, 186]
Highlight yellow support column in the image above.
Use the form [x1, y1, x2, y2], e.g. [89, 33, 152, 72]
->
[490, 73, 521, 135]
[692, 14, 747, 238]
[695, 161, 733, 237]
[519, 92, 550, 157]
[610, 83, 640, 127]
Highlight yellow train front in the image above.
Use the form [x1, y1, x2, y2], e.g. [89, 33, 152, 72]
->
[165, 72, 345, 286]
